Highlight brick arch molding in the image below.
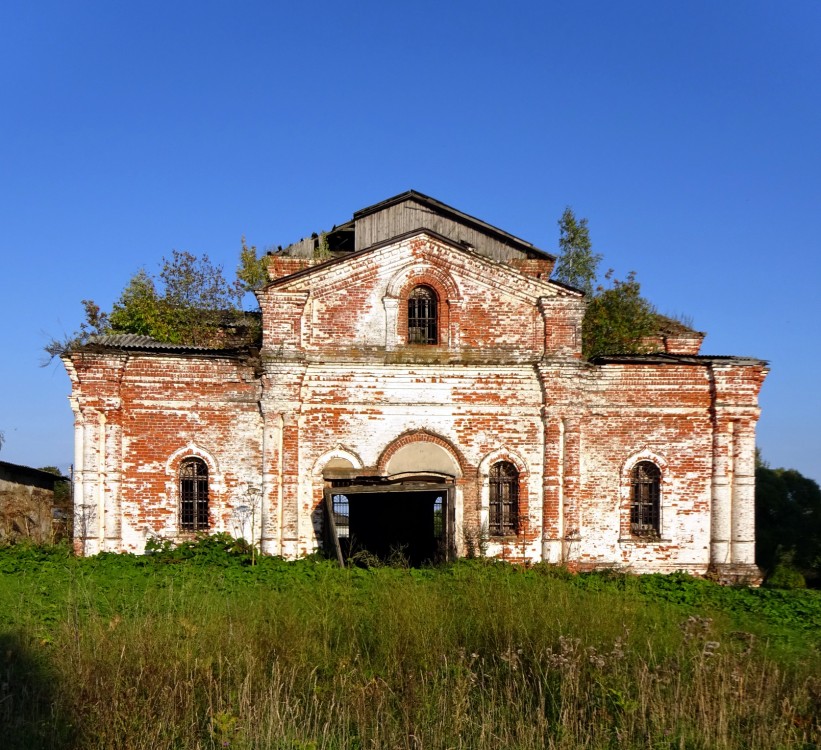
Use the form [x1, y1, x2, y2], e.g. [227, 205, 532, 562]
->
[312, 446, 365, 476]
[376, 429, 468, 478]
[477, 446, 530, 479]
[385, 260, 461, 302]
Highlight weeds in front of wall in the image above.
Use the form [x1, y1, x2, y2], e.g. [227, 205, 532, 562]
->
[0, 542, 819, 749]
[462, 521, 489, 558]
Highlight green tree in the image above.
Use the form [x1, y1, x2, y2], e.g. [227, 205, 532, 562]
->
[44, 299, 111, 360]
[582, 270, 657, 359]
[39, 466, 71, 506]
[236, 237, 270, 292]
[551, 209, 660, 359]
[103, 250, 243, 346]
[553, 207, 602, 295]
[313, 231, 332, 261]
[160, 249, 239, 311]
[108, 269, 166, 338]
[47, 249, 252, 356]
[756, 461, 821, 586]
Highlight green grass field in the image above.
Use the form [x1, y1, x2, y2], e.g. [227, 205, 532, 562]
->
[1, 536, 819, 749]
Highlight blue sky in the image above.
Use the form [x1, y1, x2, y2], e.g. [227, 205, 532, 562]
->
[1, 1, 819, 482]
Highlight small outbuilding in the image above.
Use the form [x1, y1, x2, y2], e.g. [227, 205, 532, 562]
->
[0, 461, 69, 543]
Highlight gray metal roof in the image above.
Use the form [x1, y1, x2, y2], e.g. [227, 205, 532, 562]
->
[87, 335, 225, 353]
[591, 353, 768, 367]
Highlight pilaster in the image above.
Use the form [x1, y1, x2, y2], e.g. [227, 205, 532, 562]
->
[731, 419, 757, 566]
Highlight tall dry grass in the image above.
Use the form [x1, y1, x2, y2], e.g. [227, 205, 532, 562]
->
[1, 549, 819, 749]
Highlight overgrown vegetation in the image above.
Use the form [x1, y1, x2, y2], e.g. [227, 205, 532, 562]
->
[552, 208, 663, 359]
[1, 538, 819, 749]
[552, 208, 601, 296]
[582, 270, 657, 359]
[47, 245, 266, 358]
[237, 237, 271, 293]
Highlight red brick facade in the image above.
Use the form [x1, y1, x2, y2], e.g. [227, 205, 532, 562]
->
[63, 192, 767, 580]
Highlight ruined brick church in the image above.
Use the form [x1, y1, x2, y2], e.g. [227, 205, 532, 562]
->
[63, 191, 767, 580]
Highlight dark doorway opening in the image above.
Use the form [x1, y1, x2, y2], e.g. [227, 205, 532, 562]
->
[325, 484, 450, 566]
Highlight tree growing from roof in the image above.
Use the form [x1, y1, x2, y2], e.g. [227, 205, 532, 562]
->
[552, 208, 658, 359]
[236, 237, 270, 292]
[115, 250, 245, 345]
[46, 249, 253, 357]
[582, 270, 657, 359]
[98, 250, 245, 346]
[108, 269, 165, 338]
[553, 207, 602, 296]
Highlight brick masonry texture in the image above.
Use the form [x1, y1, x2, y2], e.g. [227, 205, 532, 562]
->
[63, 193, 767, 581]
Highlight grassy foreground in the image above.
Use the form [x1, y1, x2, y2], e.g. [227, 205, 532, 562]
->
[1, 538, 819, 750]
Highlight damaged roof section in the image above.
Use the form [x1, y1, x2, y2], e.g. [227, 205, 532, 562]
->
[643, 314, 706, 356]
[78, 311, 263, 354]
[275, 190, 556, 271]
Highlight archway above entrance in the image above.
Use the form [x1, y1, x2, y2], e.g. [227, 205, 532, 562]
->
[384, 441, 460, 478]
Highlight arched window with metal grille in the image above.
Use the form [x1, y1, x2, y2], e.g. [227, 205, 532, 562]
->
[180, 458, 209, 532]
[489, 461, 519, 536]
[630, 461, 661, 537]
[407, 285, 438, 344]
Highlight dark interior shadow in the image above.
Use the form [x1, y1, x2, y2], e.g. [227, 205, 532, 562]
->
[0, 630, 73, 750]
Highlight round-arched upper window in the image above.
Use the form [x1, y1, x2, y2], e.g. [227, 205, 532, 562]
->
[407, 285, 438, 344]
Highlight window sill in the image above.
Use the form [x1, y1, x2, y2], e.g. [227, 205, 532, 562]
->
[619, 537, 672, 545]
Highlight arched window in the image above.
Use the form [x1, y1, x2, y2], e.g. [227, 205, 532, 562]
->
[489, 461, 519, 536]
[180, 458, 209, 531]
[631, 461, 660, 537]
[407, 285, 438, 344]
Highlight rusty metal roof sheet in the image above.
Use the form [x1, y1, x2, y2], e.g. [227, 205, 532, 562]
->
[87, 335, 225, 353]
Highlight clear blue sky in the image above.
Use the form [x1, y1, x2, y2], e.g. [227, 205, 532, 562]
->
[1, 1, 819, 482]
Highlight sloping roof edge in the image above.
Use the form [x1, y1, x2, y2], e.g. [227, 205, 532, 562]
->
[653, 313, 705, 338]
[265, 227, 574, 296]
[591, 353, 768, 367]
[354, 190, 555, 260]
[0, 461, 67, 483]
[75, 334, 248, 356]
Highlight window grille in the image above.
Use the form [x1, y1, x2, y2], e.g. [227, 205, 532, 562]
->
[408, 286, 438, 344]
[489, 461, 519, 536]
[631, 461, 661, 537]
[433, 495, 444, 539]
[180, 458, 209, 531]
[331, 494, 350, 539]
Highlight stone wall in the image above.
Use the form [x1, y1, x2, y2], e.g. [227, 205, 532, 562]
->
[0, 463, 63, 543]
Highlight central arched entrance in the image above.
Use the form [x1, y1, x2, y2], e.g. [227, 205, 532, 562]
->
[325, 478, 452, 566]
[322, 435, 461, 566]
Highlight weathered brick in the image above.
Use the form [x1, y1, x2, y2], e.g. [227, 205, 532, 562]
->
[62, 192, 767, 581]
